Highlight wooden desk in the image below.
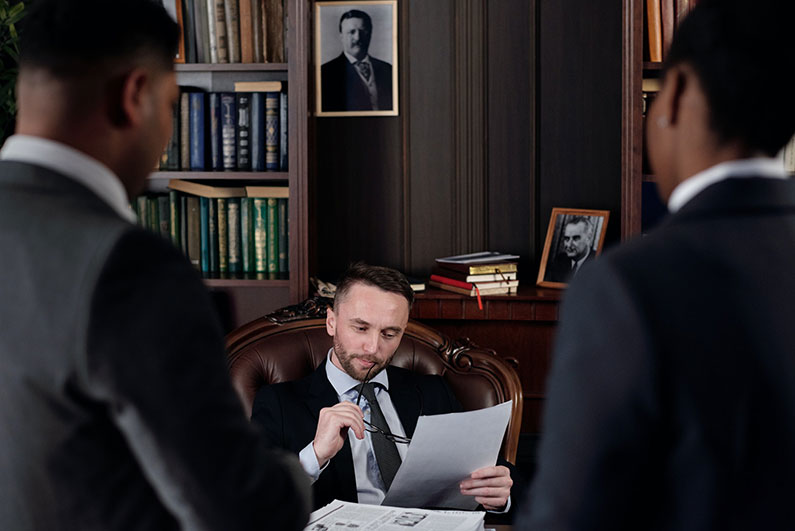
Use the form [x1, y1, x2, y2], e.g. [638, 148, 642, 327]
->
[411, 286, 563, 435]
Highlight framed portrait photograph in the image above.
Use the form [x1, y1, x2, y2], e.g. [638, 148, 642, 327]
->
[536, 208, 610, 289]
[315, 0, 399, 117]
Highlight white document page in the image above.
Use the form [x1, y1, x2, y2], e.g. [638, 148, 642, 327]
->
[305, 500, 485, 531]
[381, 401, 512, 510]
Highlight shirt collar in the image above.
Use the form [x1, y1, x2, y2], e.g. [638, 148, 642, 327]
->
[0, 135, 137, 223]
[325, 348, 390, 398]
[344, 52, 371, 65]
[668, 157, 787, 213]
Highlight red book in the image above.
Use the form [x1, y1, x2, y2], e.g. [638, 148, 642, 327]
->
[429, 274, 519, 291]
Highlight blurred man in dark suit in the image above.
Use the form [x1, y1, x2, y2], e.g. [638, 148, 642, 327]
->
[321, 9, 393, 112]
[518, 0, 795, 529]
[0, 1, 309, 529]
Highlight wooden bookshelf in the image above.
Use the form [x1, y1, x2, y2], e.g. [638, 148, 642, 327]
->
[145, 0, 310, 329]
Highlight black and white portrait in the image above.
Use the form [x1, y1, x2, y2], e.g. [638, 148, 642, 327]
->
[315, 1, 398, 116]
[537, 208, 609, 288]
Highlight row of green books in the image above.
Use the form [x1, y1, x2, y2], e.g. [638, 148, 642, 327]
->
[133, 190, 288, 277]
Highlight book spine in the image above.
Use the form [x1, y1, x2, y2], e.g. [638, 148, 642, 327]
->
[661, 0, 674, 59]
[193, 0, 210, 63]
[186, 196, 201, 269]
[279, 91, 288, 171]
[250, 92, 265, 171]
[277, 197, 288, 273]
[183, 0, 198, 62]
[251, 0, 264, 63]
[220, 93, 237, 170]
[238, 0, 254, 63]
[217, 198, 229, 272]
[214, 0, 229, 63]
[240, 197, 253, 273]
[266, 197, 278, 273]
[161, 104, 180, 170]
[236, 92, 252, 171]
[179, 91, 190, 169]
[208, 92, 223, 170]
[169, 190, 181, 248]
[136, 195, 148, 229]
[147, 197, 159, 233]
[265, 91, 279, 171]
[189, 92, 206, 170]
[224, 0, 241, 63]
[200, 197, 210, 273]
[646, 0, 663, 62]
[264, 0, 284, 63]
[157, 195, 170, 239]
[429, 274, 473, 290]
[227, 197, 242, 273]
[179, 195, 188, 255]
[208, 197, 219, 272]
[253, 198, 267, 273]
[206, 0, 218, 63]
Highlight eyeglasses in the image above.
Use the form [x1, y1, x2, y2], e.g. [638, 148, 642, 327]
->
[355, 367, 411, 445]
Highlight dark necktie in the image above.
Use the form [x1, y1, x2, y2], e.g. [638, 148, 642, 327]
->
[359, 382, 402, 490]
[356, 60, 372, 82]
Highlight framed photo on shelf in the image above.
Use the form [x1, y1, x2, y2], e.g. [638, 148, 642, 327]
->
[536, 208, 610, 289]
[315, 0, 399, 117]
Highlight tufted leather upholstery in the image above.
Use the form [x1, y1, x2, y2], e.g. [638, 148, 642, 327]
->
[226, 317, 523, 463]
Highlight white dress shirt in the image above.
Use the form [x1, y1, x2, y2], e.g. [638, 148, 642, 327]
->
[0, 135, 136, 223]
[298, 350, 408, 505]
[668, 157, 788, 213]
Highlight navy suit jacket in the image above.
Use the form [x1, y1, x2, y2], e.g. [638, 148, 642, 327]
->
[321, 53, 393, 111]
[252, 361, 525, 516]
[520, 176, 795, 530]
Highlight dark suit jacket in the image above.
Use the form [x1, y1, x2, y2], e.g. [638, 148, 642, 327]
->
[520, 176, 795, 530]
[321, 53, 393, 111]
[0, 161, 309, 531]
[545, 249, 595, 283]
[252, 361, 525, 516]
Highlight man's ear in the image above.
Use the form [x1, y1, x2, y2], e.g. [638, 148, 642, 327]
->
[113, 67, 150, 128]
[326, 306, 336, 337]
[664, 65, 688, 128]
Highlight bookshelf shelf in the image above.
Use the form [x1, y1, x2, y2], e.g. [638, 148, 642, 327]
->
[149, 171, 289, 181]
[643, 61, 664, 70]
[175, 63, 288, 72]
[204, 278, 290, 288]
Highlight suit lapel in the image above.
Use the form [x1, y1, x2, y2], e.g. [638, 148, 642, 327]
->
[387, 367, 423, 438]
[306, 360, 358, 504]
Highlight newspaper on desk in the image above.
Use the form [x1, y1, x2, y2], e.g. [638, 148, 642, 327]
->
[382, 401, 512, 510]
[305, 500, 485, 531]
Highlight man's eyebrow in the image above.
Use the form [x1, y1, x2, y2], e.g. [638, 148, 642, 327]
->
[350, 317, 371, 326]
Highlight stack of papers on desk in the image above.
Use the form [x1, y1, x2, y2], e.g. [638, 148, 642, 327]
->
[305, 500, 485, 531]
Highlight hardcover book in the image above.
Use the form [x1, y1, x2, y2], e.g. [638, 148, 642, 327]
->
[220, 93, 237, 170]
[250, 92, 266, 171]
[265, 91, 280, 170]
[224, 0, 241, 63]
[236, 92, 252, 171]
[188, 92, 206, 170]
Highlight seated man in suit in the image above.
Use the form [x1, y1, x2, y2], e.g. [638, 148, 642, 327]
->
[252, 263, 519, 514]
[321, 9, 393, 112]
[545, 216, 596, 283]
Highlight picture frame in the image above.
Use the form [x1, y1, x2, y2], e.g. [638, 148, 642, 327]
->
[315, 1, 399, 117]
[536, 208, 610, 289]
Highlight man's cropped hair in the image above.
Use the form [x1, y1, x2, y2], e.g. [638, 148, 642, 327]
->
[339, 9, 373, 33]
[665, 0, 795, 155]
[20, 0, 179, 77]
[334, 262, 414, 311]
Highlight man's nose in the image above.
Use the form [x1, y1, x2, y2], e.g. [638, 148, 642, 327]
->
[361, 331, 379, 354]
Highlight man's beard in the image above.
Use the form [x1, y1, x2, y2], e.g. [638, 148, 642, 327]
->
[333, 336, 392, 382]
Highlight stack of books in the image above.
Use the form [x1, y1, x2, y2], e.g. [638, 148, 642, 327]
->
[429, 252, 520, 297]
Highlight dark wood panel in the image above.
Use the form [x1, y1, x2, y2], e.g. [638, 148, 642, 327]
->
[537, 0, 623, 252]
[487, 0, 536, 272]
[405, 0, 455, 274]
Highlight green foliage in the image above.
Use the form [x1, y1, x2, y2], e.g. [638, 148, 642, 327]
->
[0, 0, 24, 142]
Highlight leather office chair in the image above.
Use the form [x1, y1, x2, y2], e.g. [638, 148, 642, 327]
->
[226, 316, 523, 463]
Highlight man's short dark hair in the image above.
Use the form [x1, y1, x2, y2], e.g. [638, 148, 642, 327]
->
[338, 9, 372, 34]
[334, 263, 414, 311]
[20, 0, 179, 77]
[665, 0, 795, 155]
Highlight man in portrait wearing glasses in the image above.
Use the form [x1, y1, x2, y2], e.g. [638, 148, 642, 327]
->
[251, 263, 516, 513]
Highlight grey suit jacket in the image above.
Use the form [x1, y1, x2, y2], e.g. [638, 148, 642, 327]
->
[519, 176, 795, 530]
[0, 161, 309, 530]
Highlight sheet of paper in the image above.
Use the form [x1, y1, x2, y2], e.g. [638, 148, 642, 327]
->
[305, 500, 485, 531]
[382, 401, 512, 510]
